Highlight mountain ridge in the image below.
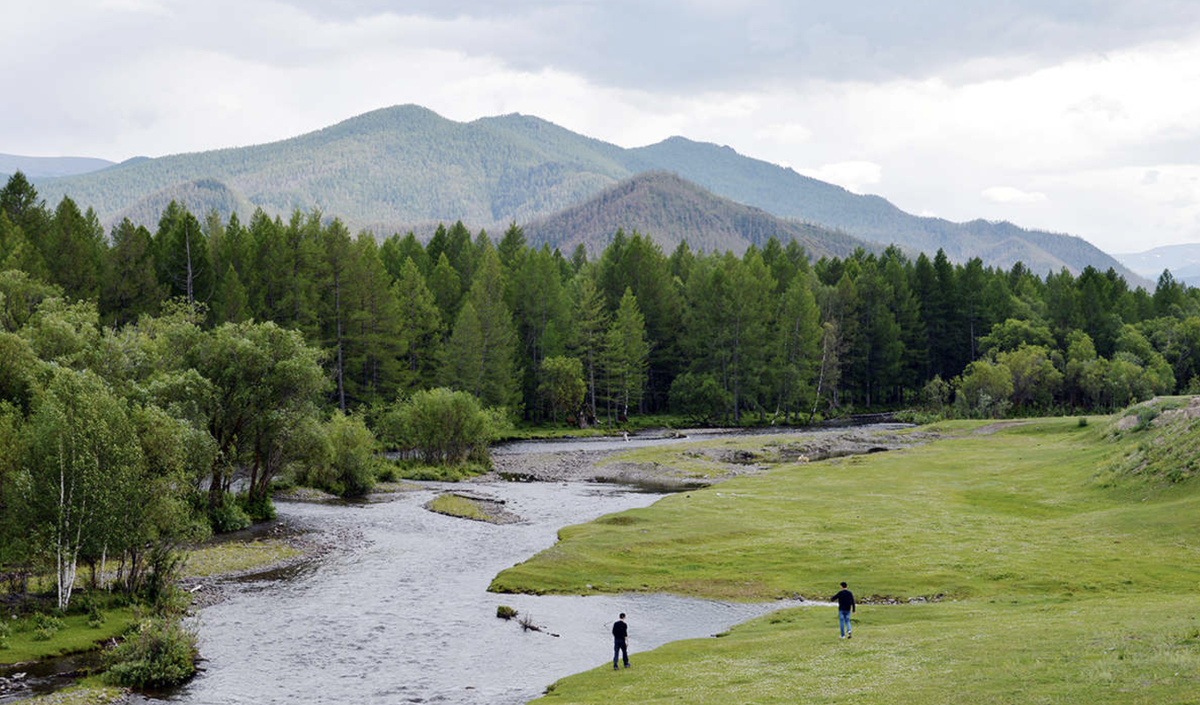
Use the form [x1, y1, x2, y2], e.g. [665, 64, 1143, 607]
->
[29, 104, 1142, 281]
[523, 171, 874, 259]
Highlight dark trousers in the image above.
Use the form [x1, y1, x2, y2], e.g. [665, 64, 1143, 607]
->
[613, 639, 629, 668]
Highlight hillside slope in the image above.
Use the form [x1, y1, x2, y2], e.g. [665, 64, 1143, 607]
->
[523, 171, 872, 258]
[627, 135, 1144, 282]
[33, 105, 1138, 279]
[1, 153, 115, 179]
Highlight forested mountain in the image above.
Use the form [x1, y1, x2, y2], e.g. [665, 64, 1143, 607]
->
[523, 171, 871, 258]
[626, 135, 1144, 284]
[0, 153, 115, 178]
[1116, 243, 1200, 287]
[114, 178, 252, 231]
[32, 104, 1137, 279]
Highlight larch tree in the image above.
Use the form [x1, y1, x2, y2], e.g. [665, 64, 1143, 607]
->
[602, 288, 649, 418]
[439, 244, 520, 409]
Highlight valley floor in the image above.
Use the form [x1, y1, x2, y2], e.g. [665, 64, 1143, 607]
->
[490, 415, 1200, 704]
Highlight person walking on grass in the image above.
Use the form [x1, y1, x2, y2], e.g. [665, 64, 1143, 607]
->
[831, 582, 856, 638]
[612, 613, 630, 670]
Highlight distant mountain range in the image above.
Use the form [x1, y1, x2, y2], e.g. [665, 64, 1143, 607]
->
[1, 153, 115, 179]
[25, 104, 1141, 281]
[1115, 244, 1200, 287]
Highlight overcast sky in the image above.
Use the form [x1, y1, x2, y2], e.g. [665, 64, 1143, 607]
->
[4, 0, 1199, 253]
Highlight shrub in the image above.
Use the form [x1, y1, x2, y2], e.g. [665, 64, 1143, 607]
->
[324, 412, 378, 497]
[1078, 417, 1089, 427]
[669, 372, 731, 425]
[292, 413, 380, 497]
[31, 612, 64, 640]
[387, 388, 501, 465]
[208, 492, 251, 533]
[237, 491, 277, 522]
[105, 617, 198, 689]
[496, 605, 518, 620]
[1134, 407, 1160, 432]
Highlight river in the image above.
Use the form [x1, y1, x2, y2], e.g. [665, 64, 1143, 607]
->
[130, 478, 801, 704]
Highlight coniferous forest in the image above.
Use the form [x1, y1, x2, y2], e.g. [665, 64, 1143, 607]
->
[1, 164, 1197, 670]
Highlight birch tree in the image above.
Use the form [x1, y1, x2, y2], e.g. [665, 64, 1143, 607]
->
[24, 368, 141, 609]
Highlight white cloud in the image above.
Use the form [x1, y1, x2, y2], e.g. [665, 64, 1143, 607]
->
[796, 162, 883, 193]
[981, 186, 1049, 204]
[754, 122, 812, 145]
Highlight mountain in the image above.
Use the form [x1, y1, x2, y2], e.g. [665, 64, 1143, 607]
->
[1, 153, 115, 179]
[524, 171, 871, 258]
[623, 135, 1142, 281]
[1115, 243, 1200, 287]
[113, 178, 252, 230]
[31, 105, 1140, 280]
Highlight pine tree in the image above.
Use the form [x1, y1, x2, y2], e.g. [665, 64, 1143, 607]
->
[101, 218, 161, 327]
[439, 244, 519, 408]
[154, 201, 211, 306]
[393, 257, 442, 392]
[343, 233, 405, 405]
[46, 197, 105, 301]
[569, 273, 609, 422]
[602, 288, 649, 419]
[319, 218, 354, 411]
[512, 245, 572, 419]
[428, 252, 462, 324]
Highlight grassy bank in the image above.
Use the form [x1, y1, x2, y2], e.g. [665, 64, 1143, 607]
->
[1, 606, 135, 665]
[493, 418, 1200, 600]
[491, 413, 1200, 703]
[534, 595, 1200, 704]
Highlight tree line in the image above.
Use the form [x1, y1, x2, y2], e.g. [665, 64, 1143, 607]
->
[4, 170, 1199, 427]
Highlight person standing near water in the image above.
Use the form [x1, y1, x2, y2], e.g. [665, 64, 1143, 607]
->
[831, 582, 856, 638]
[612, 613, 630, 669]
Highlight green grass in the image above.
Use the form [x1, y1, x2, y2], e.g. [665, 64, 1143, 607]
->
[20, 683, 128, 704]
[534, 596, 1200, 704]
[426, 493, 492, 522]
[491, 413, 1200, 703]
[180, 539, 303, 579]
[496, 418, 1199, 600]
[384, 458, 489, 482]
[0, 607, 135, 665]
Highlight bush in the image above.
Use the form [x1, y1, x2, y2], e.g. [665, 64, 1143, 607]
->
[1134, 407, 1160, 432]
[387, 388, 501, 465]
[325, 413, 378, 497]
[496, 605, 518, 620]
[1077, 417, 1089, 427]
[893, 410, 941, 425]
[31, 612, 64, 640]
[208, 492, 251, 533]
[292, 413, 379, 497]
[105, 617, 198, 688]
[669, 372, 732, 425]
[237, 491, 276, 522]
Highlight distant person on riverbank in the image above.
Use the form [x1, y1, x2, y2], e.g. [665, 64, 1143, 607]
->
[612, 613, 630, 669]
[831, 582, 855, 638]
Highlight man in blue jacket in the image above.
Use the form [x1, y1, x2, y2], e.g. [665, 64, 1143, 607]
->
[831, 582, 856, 638]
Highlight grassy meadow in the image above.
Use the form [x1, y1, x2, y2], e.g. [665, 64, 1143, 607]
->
[490, 413, 1200, 704]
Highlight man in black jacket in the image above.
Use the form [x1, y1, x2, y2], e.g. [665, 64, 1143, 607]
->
[831, 582, 856, 638]
[612, 613, 630, 669]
